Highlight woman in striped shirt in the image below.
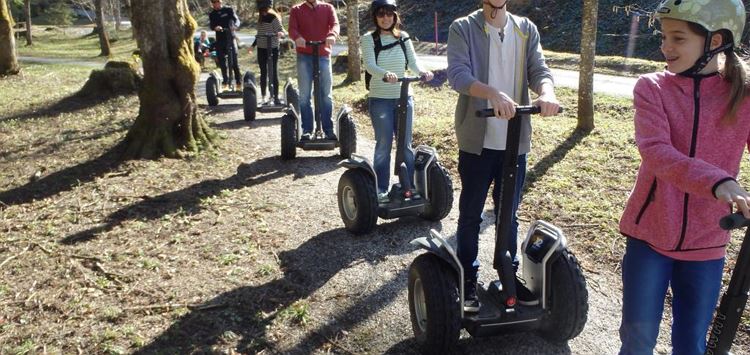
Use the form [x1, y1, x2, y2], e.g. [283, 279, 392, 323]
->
[250, 0, 286, 104]
[361, 0, 433, 202]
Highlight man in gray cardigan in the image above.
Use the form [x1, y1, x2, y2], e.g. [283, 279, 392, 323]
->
[447, 0, 560, 313]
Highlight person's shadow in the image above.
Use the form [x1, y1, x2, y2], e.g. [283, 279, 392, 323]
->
[59, 155, 340, 245]
[134, 219, 422, 354]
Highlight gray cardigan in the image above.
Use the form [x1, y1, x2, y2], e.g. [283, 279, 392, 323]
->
[447, 10, 554, 155]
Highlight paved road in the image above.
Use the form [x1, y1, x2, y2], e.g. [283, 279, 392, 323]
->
[21, 37, 639, 98]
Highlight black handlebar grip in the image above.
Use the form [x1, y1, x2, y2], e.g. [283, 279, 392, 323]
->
[719, 212, 750, 230]
[306, 41, 323, 45]
[382, 76, 423, 83]
[474, 106, 563, 117]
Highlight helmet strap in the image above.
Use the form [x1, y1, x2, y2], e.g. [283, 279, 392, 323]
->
[483, 0, 507, 20]
[679, 32, 733, 76]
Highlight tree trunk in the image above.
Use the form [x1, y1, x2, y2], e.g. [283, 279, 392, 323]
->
[95, 0, 111, 56]
[23, 0, 31, 46]
[125, 0, 214, 159]
[0, 0, 19, 76]
[113, 0, 121, 32]
[346, 0, 361, 82]
[577, 0, 597, 132]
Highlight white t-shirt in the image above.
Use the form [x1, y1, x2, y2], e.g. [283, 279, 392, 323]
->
[483, 17, 518, 151]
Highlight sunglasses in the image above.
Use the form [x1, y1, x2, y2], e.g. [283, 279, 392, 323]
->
[376, 10, 395, 18]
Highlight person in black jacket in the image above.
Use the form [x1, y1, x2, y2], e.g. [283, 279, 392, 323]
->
[209, 0, 241, 89]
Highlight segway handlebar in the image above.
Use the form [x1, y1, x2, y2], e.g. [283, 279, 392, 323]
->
[382, 76, 428, 83]
[719, 212, 750, 230]
[305, 40, 323, 46]
[475, 106, 564, 117]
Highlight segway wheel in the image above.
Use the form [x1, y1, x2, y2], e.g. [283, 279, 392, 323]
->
[338, 115, 357, 159]
[408, 253, 461, 354]
[206, 75, 219, 106]
[243, 88, 257, 121]
[337, 169, 378, 235]
[419, 162, 454, 221]
[538, 249, 589, 343]
[280, 113, 297, 160]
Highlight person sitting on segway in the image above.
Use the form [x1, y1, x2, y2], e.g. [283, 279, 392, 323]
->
[249, 0, 286, 105]
[209, 0, 242, 90]
[288, 0, 340, 141]
[447, 0, 560, 313]
[361, 0, 433, 203]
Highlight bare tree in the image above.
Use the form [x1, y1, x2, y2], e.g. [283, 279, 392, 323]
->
[124, 0, 215, 159]
[0, 0, 19, 76]
[577, 0, 597, 131]
[23, 0, 31, 45]
[95, 0, 112, 56]
[346, 0, 361, 82]
[111, 0, 122, 31]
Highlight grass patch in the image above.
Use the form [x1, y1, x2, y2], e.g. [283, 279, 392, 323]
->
[17, 26, 138, 62]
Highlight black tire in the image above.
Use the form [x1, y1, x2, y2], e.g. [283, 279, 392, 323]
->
[338, 115, 356, 159]
[538, 249, 589, 343]
[419, 162, 453, 221]
[280, 113, 297, 160]
[408, 253, 461, 354]
[243, 88, 257, 121]
[206, 75, 219, 106]
[337, 169, 378, 234]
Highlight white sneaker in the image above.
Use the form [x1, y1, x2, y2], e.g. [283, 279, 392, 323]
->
[377, 192, 389, 204]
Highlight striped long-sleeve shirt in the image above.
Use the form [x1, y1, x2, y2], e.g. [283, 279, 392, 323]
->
[361, 30, 425, 99]
[254, 14, 284, 49]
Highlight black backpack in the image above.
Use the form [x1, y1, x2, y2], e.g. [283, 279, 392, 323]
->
[365, 31, 411, 90]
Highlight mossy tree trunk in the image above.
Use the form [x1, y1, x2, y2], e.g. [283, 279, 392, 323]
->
[577, 0, 597, 131]
[124, 0, 214, 159]
[0, 0, 19, 76]
[95, 0, 111, 56]
[23, 0, 31, 46]
[346, 0, 361, 82]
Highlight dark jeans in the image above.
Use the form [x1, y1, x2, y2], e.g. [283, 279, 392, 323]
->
[216, 43, 240, 85]
[456, 149, 527, 284]
[619, 238, 724, 355]
[257, 47, 279, 99]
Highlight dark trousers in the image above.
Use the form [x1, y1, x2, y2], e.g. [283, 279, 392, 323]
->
[456, 149, 527, 284]
[216, 43, 240, 85]
[257, 47, 279, 99]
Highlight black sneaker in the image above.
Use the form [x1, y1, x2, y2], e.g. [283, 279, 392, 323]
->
[301, 132, 312, 141]
[515, 277, 539, 306]
[463, 282, 481, 313]
[274, 97, 281, 105]
[324, 131, 337, 141]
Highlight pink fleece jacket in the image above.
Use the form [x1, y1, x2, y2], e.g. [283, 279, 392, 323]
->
[619, 71, 750, 261]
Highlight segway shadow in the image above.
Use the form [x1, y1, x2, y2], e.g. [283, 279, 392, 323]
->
[407, 106, 588, 353]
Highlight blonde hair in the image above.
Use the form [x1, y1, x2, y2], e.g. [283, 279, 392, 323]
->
[686, 24, 749, 124]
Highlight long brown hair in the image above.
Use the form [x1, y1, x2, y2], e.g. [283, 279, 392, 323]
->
[372, 9, 402, 38]
[687, 23, 749, 123]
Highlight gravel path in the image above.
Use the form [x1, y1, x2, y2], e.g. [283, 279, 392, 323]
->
[152, 74, 746, 354]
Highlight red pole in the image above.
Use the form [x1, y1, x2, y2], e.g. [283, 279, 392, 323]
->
[434, 12, 438, 52]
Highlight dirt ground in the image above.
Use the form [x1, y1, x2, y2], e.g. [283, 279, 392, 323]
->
[1, 71, 748, 354]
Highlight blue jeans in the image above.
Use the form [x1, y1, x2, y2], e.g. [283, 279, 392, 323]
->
[296, 53, 333, 134]
[619, 238, 724, 355]
[368, 97, 414, 193]
[456, 150, 526, 284]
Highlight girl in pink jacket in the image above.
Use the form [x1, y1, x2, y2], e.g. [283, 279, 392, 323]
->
[618, 0, 750, 354]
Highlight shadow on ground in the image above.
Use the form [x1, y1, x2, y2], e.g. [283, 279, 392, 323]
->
[59, 155, 341, 245]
